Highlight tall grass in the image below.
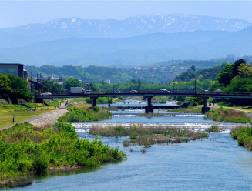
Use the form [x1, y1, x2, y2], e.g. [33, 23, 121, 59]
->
[207, 107, 251, 123]
[90, 125, 208, 147]
[231, 126, 252, 150]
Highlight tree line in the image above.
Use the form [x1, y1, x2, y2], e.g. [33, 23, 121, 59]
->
[0, 74, 33, 104]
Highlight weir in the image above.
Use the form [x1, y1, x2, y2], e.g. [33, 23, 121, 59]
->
[72, 122, 249, 132]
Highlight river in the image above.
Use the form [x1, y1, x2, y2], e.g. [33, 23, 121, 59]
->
[8, 101, 252, 191]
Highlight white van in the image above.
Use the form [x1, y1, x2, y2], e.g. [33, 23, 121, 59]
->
[160, 89, 170, 93]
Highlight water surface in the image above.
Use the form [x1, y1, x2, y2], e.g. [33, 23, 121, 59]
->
[11, 133, 252, 191]
[7, 101, 252, 191]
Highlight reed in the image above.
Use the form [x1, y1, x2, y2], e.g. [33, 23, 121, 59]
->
[89, 125, 208, 147]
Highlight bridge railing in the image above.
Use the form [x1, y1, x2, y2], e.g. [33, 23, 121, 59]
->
[34, 90, 252, 97]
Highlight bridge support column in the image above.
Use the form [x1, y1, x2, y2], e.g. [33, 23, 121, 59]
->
[91, 97, 97, 108]
[202, 98, 210, 114]
[145, 96, 153, 113]
[35, 98, 43, 103]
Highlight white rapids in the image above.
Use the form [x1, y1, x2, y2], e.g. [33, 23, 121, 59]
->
[72, 122, 250, 133]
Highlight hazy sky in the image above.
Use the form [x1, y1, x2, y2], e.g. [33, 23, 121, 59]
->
[1, 1, 252, 28]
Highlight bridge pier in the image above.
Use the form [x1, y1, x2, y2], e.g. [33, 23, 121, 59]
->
[202, 98, 210, 114]
[91, 97, 97, 108]
[145, 96, 153, 113]
[35, 98, 43, 103]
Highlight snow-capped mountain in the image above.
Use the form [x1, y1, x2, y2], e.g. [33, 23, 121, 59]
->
[2, 14, 251, 39]
[0, 14, 252, 66]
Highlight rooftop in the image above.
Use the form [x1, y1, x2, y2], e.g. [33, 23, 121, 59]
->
[0, 63, 23, 66]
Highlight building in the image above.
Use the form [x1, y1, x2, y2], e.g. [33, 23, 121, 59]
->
[0, 63, 24, 78]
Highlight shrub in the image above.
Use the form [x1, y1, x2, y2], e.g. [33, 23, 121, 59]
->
[33, 154, 49, 172]
[93, 106, 100, 112]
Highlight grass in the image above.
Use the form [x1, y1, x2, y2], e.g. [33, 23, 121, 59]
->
[207, 106, 251, 123]
[231, 126, 252, 150]
[0, 104, 56, 129]
[89, 125, 208, 147]
[167, 105, 202, 113]
[206, 126, 222, 133]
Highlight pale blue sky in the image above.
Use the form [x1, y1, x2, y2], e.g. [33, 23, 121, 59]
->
[1, 1, 252, 28]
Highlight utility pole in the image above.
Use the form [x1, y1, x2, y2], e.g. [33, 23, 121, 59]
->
[195, 79, 197, 94]
[37, 73, 39, 92]
[40, 73, 42, 92]
[138, 78, 140, 91]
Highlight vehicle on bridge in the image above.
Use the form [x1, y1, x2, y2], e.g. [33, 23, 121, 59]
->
[160, 89, 170, 93]
[130, 90, 138, 93]
[114, 90, 121, 93]
[41, 92, 52, 96]
[70, 87, 85, 94]
[85, 90, 93, 94]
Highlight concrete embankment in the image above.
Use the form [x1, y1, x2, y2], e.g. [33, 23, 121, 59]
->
[1, 108, 68, 130]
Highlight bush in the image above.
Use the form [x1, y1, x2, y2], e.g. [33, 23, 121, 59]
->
[0, 122, 125, 186]
[33, 154, 49, 172]
[93, 106, 100, 112]
[58, 106, 111, 122]
[231, 127, 252, 150]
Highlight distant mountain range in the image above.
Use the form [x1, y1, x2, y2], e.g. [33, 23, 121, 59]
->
[0, 14, 251, 66]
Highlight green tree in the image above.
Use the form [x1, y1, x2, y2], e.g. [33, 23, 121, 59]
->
[233, 59, 246, 77]
[216, 64, 234, 86]
[175, 65, 196, 82]
[41, 80, 53, 92]
[6, 74, 33, 104]
[0, 74, 11, 99]
[52, 83, 64, 92]
[237, 63, 252, 78]
[225, 77, 252, 92]
[64, 78, 81, 90]
[190, 65, 196, 72]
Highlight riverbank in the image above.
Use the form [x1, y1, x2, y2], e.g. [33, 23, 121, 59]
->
[0, 103, 58, 129]
[0, 122, 126, 188]
[206, 106, 251, 123]
[1, 107, 68, 130]
[231, 126, 252, 150]
[58, 105, 112, 122]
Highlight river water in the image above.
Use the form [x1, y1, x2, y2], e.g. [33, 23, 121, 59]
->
[9, 101, 252, 191]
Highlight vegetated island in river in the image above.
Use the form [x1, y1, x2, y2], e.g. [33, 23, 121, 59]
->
[90, 125, 208, 148]
[0, 120, 124, 188]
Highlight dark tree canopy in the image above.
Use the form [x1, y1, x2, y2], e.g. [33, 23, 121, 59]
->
[5, 74, 33, 103]
[64, 78, 82, 90]
[216, 64, 234, 86]
[233, 59, 246, 77]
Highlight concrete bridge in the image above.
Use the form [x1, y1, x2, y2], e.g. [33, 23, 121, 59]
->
[35, 90, 252, 113]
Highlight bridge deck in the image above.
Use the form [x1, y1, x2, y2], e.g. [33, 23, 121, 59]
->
[35, 90, 252, 99]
